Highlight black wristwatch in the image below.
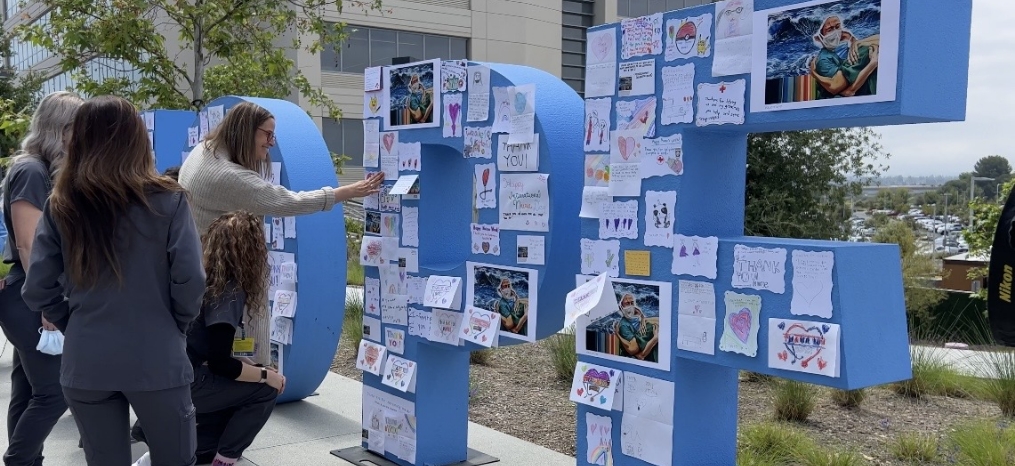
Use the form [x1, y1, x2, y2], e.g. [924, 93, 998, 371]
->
[259, 368, 268, 384]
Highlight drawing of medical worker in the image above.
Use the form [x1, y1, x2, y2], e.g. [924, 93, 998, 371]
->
[492, 278, 528, 335]
[406, 73, 434, 124]
[613, 293, 659, 361]
[807, 15, 880, 99]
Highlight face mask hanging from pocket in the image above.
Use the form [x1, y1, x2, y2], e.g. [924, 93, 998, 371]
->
[36, 328, 64, 356]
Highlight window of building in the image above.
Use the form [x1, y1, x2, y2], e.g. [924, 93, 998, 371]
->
[321, 25, 469, 74]
[322, 117, 365, 166]
[9, 12, 54, 72]
[561, 0, 594, 97]
[617, 0, 714, 18]
[38, 57, 141, 97]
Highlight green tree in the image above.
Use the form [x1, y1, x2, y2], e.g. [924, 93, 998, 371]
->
[0, 37, 42, 159]
[974, 155, 1013, 181]
[20, 0, 386, 115]
[872, 220, 946, 319]
[744, 128, 889, 239]
[963, 178, 1015, 299]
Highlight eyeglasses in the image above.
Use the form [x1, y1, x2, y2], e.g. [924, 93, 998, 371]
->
[257, 128, 276, 143]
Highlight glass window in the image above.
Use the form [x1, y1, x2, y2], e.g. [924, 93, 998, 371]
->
[562, 13, 587, 27]
[650, 0, 667, 13]
[562, 52, 584, 67]
[423, 35, 450, 60]
[321, 118, 344, 161]
[564, 79, 584, 94]
[341, 118, 365, 166]
[617, 0, 630, 17]
[370, 29, 397, 67]
[322, 24, 468, 73]
[398, 32, 424, 62]
[629, 0, 649, 17]
[562, 26, 586, 41]
[450, 38, 468, 60]
[562, 39, 585, 54]
[561, 66, 584, 80]
[339, 28, 369, 73]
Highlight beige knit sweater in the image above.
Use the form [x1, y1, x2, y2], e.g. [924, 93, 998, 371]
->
[179, 144, 337, 363]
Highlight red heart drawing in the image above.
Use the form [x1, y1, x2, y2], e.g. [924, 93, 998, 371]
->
[482, 168, 490, 187]
[382, 133, 395, 153]
[817, 358, 827, 370]
[618, 136, 635, 160]
[577, 388, 584, 396]
[481, 335, 487, 342]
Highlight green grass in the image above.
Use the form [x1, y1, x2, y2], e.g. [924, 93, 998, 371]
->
[889, 432, 940, 463]
[347, 260, 364, 286]
[977, 350, 1015, 417]
[742, 371, 776, 384]
[343, 295, 364, 348]
[470, 349, 494, 365]
[543, 326, 577, 382]
[947, 420, 1015, 465]
[773, 380, 816, 422]
[738, 423, 869, 466]
[892, 348, 971, 399]
[830, 388, 866, 408]
[0, 262, 10, 278]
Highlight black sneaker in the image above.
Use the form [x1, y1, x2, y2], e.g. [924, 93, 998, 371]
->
[130, 420, 147, 444]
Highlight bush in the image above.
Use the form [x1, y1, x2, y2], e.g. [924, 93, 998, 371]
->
[830, 388, 866, 408]
[980, 349, 1015, 417]
[773, 380, 816, 422]
[543, 327, 577, 382]
[345, 216, 365, 286]
[470, 349, 493, 365]
[347, 261, 365, 287]
[947, 420, 1015, 466]
[738, 423, 813, 465]
[343, 295, 364, 349]
[891, 347, 968, 399]
[742, 371, 776, 384]
[797, 449, 868, 466]
[889, 432, 939, 463]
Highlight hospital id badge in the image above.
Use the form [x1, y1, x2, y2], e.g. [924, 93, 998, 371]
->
[232, 337, 256, 358]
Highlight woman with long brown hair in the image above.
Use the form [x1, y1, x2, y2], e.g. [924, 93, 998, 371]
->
[22, 95, 206, 466]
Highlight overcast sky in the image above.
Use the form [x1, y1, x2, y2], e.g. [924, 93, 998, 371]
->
[874, 0, 1014, 176]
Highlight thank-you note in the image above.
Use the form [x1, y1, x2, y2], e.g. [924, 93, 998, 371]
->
[565, 272, 618, 328]
[499, 173, 550, 232]
[720, 291, 761, 357]
[671, 235, 719, 279]
[696, 80, 746, 126]
[731, 244, 787, 294]
[790, 250, 835, 318]
[768, 318, 840, 378]
[423, 276, 463, 310]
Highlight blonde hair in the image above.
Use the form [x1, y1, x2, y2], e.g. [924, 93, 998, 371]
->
[203, 102, 273, 178]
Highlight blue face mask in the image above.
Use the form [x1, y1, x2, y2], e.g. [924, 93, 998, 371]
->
[36, 328, 64, 356]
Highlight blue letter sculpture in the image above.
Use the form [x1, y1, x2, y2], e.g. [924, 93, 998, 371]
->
[142, 109, 194, 173]
[179, 96, 347, 404]
[333, 60, 582, 465]
[574, 0, 971, 464]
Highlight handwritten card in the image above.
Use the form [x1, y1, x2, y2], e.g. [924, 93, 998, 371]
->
[768, 318, 840, 378]
[790, 250, 835, 318]
[641, 134, 683, 178]
[665, 14, 713, 61]
[474, 163, 497, 209]
[610, 130, 643, 164]
[441, 59, 467, 93]
[644, 190, 676, 247]
[406, 276, 426, 304]
[621, 13, 663, 59]
[381, 354, 417, 392]
[464, 126, 493, 158]
[696, 80, 746, 127]
[570, 362, 623, 410]
[398, 248, 419, 274]
[661, 64, 695, 125]
[499, 173, 550, 232]
[284, 217, 296, 239]
[608, 163, 641, 197]
[467, 65, 490, 122]
[365, 277, 381, 316]
[401, 207, 419, 247]
[380, 264, 406, 295]
[678, 280, 716, 318]
[624, 250, 651, 276]
[580, 186, 611, 219]
[407, 307, 431, 337]
[423, 276, 463, 310]
[565, 273, 618, 328]
[720, 291, 761, 357]
[398, 141, 421, 172]
[516, 235, 545, 266]
[364, 66, 382, 91]
[360, 237, 385, 267]
[497, 134, 539, 172]
[380, 132, 399, 180]
[585, 412, 614, 466]
[491, 87, 511, 133]
[585, 28, 618, 98]
[356, 340, 387, 375]
[677, 314, 716, 355]
[599, 200, 639, 240]
[385, 328, 405, 355]
[363, 120, 380, 168]
[390, 175, 418, 196]
[427, 309, 463, 346]
[584, 98, 612, 153]
[459, 306, 500, 347]
[671, 235, 719, 279]
[618, 59, 656, 96]
[270, 315, 293, 344]
[470, 223, 501, 256]
[381, 294, 409, 326]
[272, 289, 297, 318]
[443, 93, 463, 138]
[732, 244, 787, 294]
[580, 238, 621, 277]
[507, 84, 536, 145]
[615, 97, 656, 137]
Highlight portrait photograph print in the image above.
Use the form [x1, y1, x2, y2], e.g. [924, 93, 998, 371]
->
[385, 58, 441, 130]
[750, 0, 900, 113]
[466, 261, 539, 343]
[575, 275, 672, 371]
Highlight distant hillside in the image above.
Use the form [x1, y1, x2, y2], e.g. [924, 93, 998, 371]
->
[847, 175, 956, 186]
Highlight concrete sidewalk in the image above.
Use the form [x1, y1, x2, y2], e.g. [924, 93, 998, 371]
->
[0, 337, 574, 466]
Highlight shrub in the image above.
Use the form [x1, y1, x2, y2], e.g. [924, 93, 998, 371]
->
[797, 449, 868, 466]
[889, 432, 939, 463]
[947, 420, 1015, 466]
[979, 349, 1015, 417]
[773, 380, 816, 422]
[347, 261, 365, 287]
[544, 327, 577, 382]
[343, 295, 364, 349]
[742, 371, 776, 384]
[345, 216, 365, 286]
[738, 423, 813, 464]
[830, 388, 866, 408]
[470, 349, 494, 365]
[891, 347, 966, 399]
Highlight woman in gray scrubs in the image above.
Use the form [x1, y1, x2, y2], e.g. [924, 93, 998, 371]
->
[0, 91, 82, 466]
[22, 95, 206, 466]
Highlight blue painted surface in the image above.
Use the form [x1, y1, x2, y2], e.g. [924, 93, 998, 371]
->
[361, 61, 583, 465]
[576, 0, 971, 464]
[147, 110, 194, 173]
[171, 96, 346, 404]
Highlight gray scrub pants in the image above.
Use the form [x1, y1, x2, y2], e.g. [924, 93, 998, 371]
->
[63, 385, 196, 466]
[0, 278, 67, 466]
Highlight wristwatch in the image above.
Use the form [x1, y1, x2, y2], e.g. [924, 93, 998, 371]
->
[259, 368, 268, 384]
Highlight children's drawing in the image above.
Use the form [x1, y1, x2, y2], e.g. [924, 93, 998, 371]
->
[474, 163, 497, 209]
[497, 134, 539, 172]
[440, 59, 467, 93]
[499, 173, 550, 232]
[364, 90, 385, 119]
[599, 200, 639, 240]
[397, 141, 421, 172]
[385, 59, 439, 130]
[363, 120, 380, 168]
[576, 275, 673, 371]
[380, 213, 399, 238]
[272, 290, 297, 318]
[569, 362, 622, 409]
[459, 306, 500, 347]
[443, 93, 463, 138]
[641, 134, 683, 178]
[470, 223, 501, 256]
[790, 249, 835, 318]
[584, 98, 612, 153]
[364, 277, 381, 317]
[610, 130, 643, 164]
[643, 191, 676, 247]
[580, 238, 621, 277]
[732, 244, 787, 294]
[585, 412, 614, 466]
[768, 318, 841, 377]
[665, 14, 713, 61]
[615, 97, 657, 138]
[671, 234, 718, 279]
[362, 316, 381, 342]
[466, 262, 539, 343]
[379, 185, 401, 212]
[464, 126, 493, 158]
[385, 328, 405, 355]
[360, 236, 384, 267]
[380, 263, 406, 295]
[607, 162, 641, 197]
[423, 275, 463, 310]
[407, 307, 431, 337]
[356, 340, 387, 375]
[492, 87, 511, 133]
[427, 309, 463, 346]
[620, 13, 664, 60]
[584, 154, 610, 187]
[381, 293, 409, 326]
[720, 291, 761, 357]
[380, 354, 417, 392]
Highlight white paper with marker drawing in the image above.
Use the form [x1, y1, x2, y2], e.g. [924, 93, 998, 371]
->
[499, 173, 549, 232]
[624, 372, 674, 426]
[284, 217, 296, 239]
[615, 97, 656, 138]
[507, 84, 536, 145]
[720, 291, 761, 357]
[361, 385, 414, 448]
[491, 87, 512, 134]
[470, 223, 501, 256]
[621, 414, 672, 466]
[267, 251, 294, 296]
[363, 316, 382, 342]
[671, 235, 718, 279]
[442, 93, 463, 138]
[696, 80, 746, 127]
[356, 339, 386, 375]
[732, 244, 787, 294]
[397, 141, 421, 172]
[380, 354, 416, 392]
[269, 315, 293, 344]
[270, 217, 284, 249]
[406, 276, 426, 305]
[661, 64, 695, 125]
[584, 98, 612, 153]
[768, 318, 840, 377]
[580, 238, 621, 277]
[379, 132, 399, 180]
[497, 134, 539, 172]
[380, 237, 399, 263]
[407, 307, 430, 337]
[466, 65, 490, 122]
[516, 235, 545, 266]
[385, 328, 405, 355]
[440, 59, 467, 93]
[380, 264, 405, 295]
[608, 163, 640, 197]
[365, 277, 380, 316]
[618, 59, 656, 97]
[665, 13, 713, 61]
[599, 200, 639, 240]
[474, 163, 497, 209]
[364, 90, 385, 119]
[641, 134, 683, 178]
[585, 412, 614, 466]
[643, 191, 676, 247]
[398, 248, 418, 274]
[610, 130, 643, 164]
[580, 186, 611, 219]
[565, 272, 618, 328]
[389, 175, 418, 196]
[712, 0, 753, 76]
[381, 294, 409, 326]
[363, 120, 380, 168]
[380, 213, 399, 238]
[677, 313, 716, 355]
[790, 250, 834, 319]
[379, 185, 401, 212]
[464, 126, 493, 158]
[423, 276, 463, 310]
[364, 66, 382, 91]
[187, 127, 199, 147]
[401, 207, 419, 247]
[199, 112, 209, 138]
[279, 262, 296, 284]
[427, 309, 463, 346]
[360, 237, 384, 267]
[569, 362, 622, 410]
[459, 306, 500, 348]
[585, 27, 617, 98]
[621, 13, 663, 59]
[678, 280, 716, 318]
[272, 289, 297, 318]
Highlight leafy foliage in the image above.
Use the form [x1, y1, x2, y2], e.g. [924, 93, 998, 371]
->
[965, 178, 1015, 299]
[745, 128, 888, 240]
[872, 220, 946, 319]
[20, 0, 386, 115]
[0, 38, 42, 158]
[975, 155, 1013, 197]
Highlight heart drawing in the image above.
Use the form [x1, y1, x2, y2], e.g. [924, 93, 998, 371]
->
[780, 323, 828, 368]
[362, 345, 380, 367]
[467, 312, 493, 336]
[387, 361, 413, 387]
[275, 292, 292, 314]
[581, 368, 612, 399]
[382, 133, 395, 154]
[795, 277, 824, 304]
[593, 33, 611, 62]
[618, 136, 636, 161]
[514, 91, 528, 114]
[729, 308, 752, 343]
[481, 242, 490, 253]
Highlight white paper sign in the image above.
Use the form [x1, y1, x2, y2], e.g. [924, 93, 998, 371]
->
[390, 175, 418, 195]
[470, 223, 501, 256]
[385, 328, 406, 355]
[565, 273, 618, 328]
[516, 235, 545, 265]
[732, 244, 787, 294]
[580, 186, 611, 219]
[467, 65, 491, 122]
[618, 59, 656, 96]
[497, 134, 539, 172]
[585, 28, 618, 98]
[499, 173, 550, 232]
[790, 250, 835, 318]
[768, 318, 840, 378]
[423, 276, 463, 310]
[356, 340, 387, 375]
[464, 126, 493, 158]
[459, 306, 500, 347]
[643, 190, 676, 247]
[599, 200, 639, 240]
[677, 314, 716, 355]
[580, 238, 621, 277]
[641, 134, 684, 178]
[427, 309, 463, 346]
[381, 294, 409, 326]
[380, 354, 417, 392]
[696, 80, 746, 126]
[660, 64, 695, 125]
[671, 235, 719, 279]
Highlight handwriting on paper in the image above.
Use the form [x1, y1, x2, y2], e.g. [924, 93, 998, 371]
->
[624, 250, 651, 276]
[398, 141, 421, 172]
[580, 186, 611, 219]
[641, 134, 683, 178]
[615, 97, 656, 138]
[665, 14, 713, 61]
[470, 223, 501, 256]
[464, 126, 493, 158]
[584, 98, 612, 152]
[618, 59, 655, 96]
[677, 314, 716, 355]
[599, 200, 639, 240]
[720, 291, 761, 357]
[497, 134, 539, 172]
[516, 235, 545, 266]
[423, 276, 462, 310]
[671, 235, 719, 279]
[768, 318, 840, 378]
[499, 173, 550, 232]
[678, 280, 715, 318]
[401, 207, 419, 247]
[585, 28, 618, 98]
[621, 13, 663, 59]
[732, 244, 787, 294]
[467, 65, 490, 122]
[381, 294, 409, 326]
[661, 64, 695, 125]
[607, 163, 641, 197]
[790, 250, 835, 318]
[407, 307, 431, 337]
[427, 309, 463, 346]
[363, 120, 380, 168]
[459, 306, 499, 347]
[696, 80, 746, 126]
[581, 238, 621, 278]
[381, 354, 417, 392]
